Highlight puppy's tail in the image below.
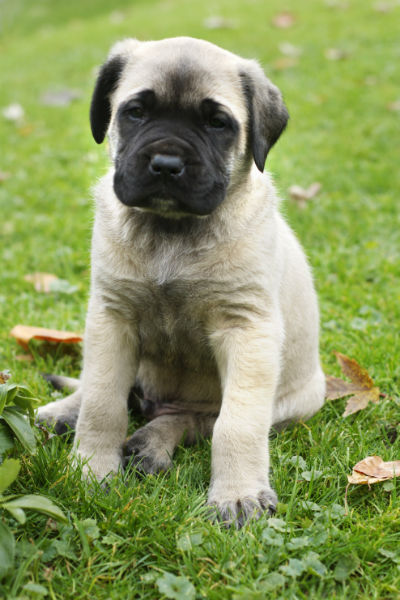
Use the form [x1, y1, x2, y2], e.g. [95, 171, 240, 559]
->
[42, 374, 80, 392]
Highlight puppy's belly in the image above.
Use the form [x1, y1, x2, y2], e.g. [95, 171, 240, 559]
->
[137, 358, 222, 414]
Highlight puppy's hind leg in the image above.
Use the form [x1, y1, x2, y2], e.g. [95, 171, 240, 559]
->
[36, 390, 82, 435]
[124, 413, 216, 474]
[272, 368, 326, 429]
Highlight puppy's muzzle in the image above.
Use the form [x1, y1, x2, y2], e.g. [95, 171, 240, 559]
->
[149, 154, 185, 178]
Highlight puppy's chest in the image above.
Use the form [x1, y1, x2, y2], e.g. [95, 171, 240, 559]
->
[139, 280, 207, 361]
[102, 274, 213, 367]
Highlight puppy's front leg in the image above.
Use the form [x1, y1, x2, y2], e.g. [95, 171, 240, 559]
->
[74, 300, 138, 482]
[208, 320, 282, 527]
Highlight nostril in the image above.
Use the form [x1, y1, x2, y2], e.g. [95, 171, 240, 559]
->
[149, 154, 185, 177]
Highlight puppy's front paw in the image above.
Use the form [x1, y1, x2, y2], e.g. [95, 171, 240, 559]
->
[74, 448, 123, 484]
[123, 427, 173, 474]
[208, 486, 277, 529]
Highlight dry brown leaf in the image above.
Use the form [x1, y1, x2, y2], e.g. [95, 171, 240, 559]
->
[272, 57, 299, 71]
[325, 48, 350, 61]
[15, 354, 34, 362]
[0, 371, 11, 383]
[279, 42, 303, 57]
[203, 16, 235, 29]
[325, 352, 381, 416]
[271, 12, 296, 28]
[373, 2, 393, 13]
[24, 272, 59, 293]
[0, 170, 11, 182]
[348, 456, 400, 485]
[387, 100, 400, 111]
[10, 325, 82, 350]
[288, 182, 321, 207]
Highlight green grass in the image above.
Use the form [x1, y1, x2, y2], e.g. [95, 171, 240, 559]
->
[1, 0, 400, 597]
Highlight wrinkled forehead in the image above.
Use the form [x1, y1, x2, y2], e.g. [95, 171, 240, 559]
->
[113, 44, 247, 119]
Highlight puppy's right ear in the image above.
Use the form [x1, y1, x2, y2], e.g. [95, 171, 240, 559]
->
[90, 39, 140, 144]
[90, 56, 126, 144]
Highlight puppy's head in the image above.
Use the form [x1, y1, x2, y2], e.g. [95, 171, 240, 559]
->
[90, 37, 288, 218]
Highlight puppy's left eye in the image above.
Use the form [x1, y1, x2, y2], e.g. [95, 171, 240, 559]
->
[208, 115, 227, 129]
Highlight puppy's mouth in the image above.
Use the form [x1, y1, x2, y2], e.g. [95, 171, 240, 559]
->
[133, 197, 202, 219]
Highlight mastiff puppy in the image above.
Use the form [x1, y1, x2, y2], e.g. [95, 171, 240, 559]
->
[37, 36, 325, 527]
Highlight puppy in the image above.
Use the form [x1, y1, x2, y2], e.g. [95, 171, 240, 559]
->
[37, 37, 325, 527]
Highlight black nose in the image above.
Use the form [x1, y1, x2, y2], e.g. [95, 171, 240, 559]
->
[149, 154, 185, 177]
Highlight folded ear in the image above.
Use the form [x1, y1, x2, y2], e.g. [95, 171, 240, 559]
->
[239, 61, 289, 172]
[90, 38, 140, 144]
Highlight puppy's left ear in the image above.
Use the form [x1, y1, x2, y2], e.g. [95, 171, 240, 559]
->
[240, 61, 289, 172]
[90, 38, 140, 144]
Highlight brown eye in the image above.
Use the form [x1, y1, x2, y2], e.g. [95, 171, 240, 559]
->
[209, 115, 226, 129]
[127, 105, 144, 120]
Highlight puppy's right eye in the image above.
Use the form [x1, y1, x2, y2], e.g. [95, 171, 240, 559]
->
[127, 106, 145, 120]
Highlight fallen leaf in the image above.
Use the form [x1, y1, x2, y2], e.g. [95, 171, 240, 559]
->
[0, 371, 11, 384]
[279, 42, 303, 57]
[272, 12, 296, 28]
[373, 1, 393, 12]
[24, 273, 59, 293]
[40, 89, 82, 107]
[109, 10, 125, 24]
[17, 124, 34, 136]
[272, 57, 299, 71]
[325, 0, 349, 8]
[325, 352, 381, 416]
[2, 103, 24, 122]
[0, 171, 11, 182]
[325, 48, 350, 61]
[288, 182, 322, 208]
[15, 354, 34, 362]
[203, 16, 235, 29]
[348, 456, 400, 485]
[10, 325, 82, 350]
[387, 100, 400, 111]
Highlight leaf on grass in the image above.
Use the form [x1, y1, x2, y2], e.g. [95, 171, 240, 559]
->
[261, 528, 284, 546]
[22, 583, 48, 596]
[203, 16, 235, 29]
[0, 458, 20, 494]
[0, 423, 14, 455]
[272, 57, 299, 71]
[0, 521, 15, 579]
[325, 352, 381, 416]
[373, 1, 394, 13]
[40, 89, 82, 107]
[2, 494, 68, 522]
[24, 273, 59, 293]
[10, 324, 82, 350]
[0, 170, 11, 183]
[177, 532, 203, 551]
[0, 371, 10, 384]
[333, 555, 359, 580]
[324, 48, 350, 60]
[280, 558, 305, 577]
[1, 406, 36, 453]
[387, 100, 400, 111]
[279, 42, 303, 57]
[156, 572, 196, 600]
[271, 12, 296, 28]
[261, 572, 286, 591]
[347, 455, 400, 485]
[2, 103, 24, 122]
[288, 182, 321, 208]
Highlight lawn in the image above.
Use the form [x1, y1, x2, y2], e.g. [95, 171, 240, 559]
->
[1, 0, 400, 597]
